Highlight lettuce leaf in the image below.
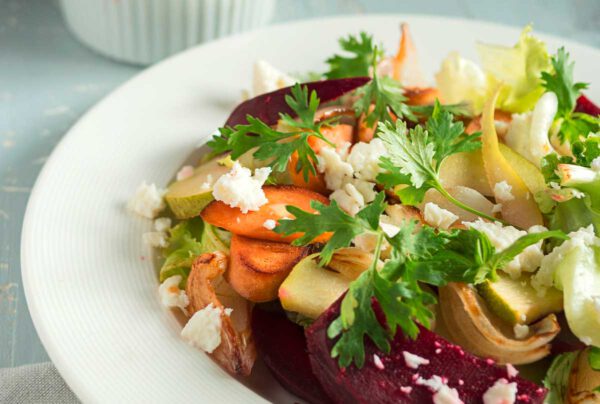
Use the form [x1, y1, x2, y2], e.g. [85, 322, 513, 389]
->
[158, 217, 205, 285]
[477, 26, 552, 113]
[544, 351, 578, 404]
[435, 51, 487, 112]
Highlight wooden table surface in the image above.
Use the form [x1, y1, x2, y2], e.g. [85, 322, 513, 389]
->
[1, 0, 598, 368]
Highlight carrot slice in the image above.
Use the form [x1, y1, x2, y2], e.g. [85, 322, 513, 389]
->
[290, 124, 353, 193]
[201, 185, 331, 243]
[227, 235, 309, 302]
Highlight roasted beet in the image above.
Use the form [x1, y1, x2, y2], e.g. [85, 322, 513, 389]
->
[251, 306, 332, 404]
[575, 95, 600, 116]
[225, 77, 370, 127]
[306, 298, 547, 404]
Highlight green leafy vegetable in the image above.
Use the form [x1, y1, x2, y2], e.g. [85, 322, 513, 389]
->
[207, 84, 337, 181]
[158, 217, 205, 286]
[541, 47, 599, 144]
[353, 53, 416, 128]
[376, 102, 496, 221]
[590, 347, 600, 371]
[275, 191, 565, 368]
[325, 32, 384, 79]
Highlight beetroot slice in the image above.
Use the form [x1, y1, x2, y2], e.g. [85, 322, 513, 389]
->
[225, 77, 370, 127]
[251, 306, 332, 404]
[575, 94, 600, 116]
[305, 298, 547, 404]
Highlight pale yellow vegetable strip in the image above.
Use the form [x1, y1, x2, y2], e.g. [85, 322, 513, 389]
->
[481, 88, 543, 229]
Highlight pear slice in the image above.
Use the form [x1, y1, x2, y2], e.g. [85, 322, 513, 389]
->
[439, 282, 560, 365]
[477, 273, 563, 325]
[165, 158, 230, 219]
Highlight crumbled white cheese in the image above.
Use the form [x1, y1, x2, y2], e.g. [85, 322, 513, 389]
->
[493, 181, 515, 202]
[513, 324, 529, 340]
[416, 375, 445, 392]
[482, 378, 517, 404]
[504, 92, 557, 168]
[128, 182, 166, 219]
[403, 351, 430, 369]
[330, 183, 365, 216]
[263, 219, 276, 230]
[464, 219, 546, 278]
[252, 60, 296, 96]
[346, 139, 388, 182]
[349, 178, 377, 203]
[424, 202, 459, 230]
[158, 275, 189, 312]
[433, 385, 463, 404]
[533, 225, 598, 293]
[212, 162, 271, 213]
[181, 303, 226, 354]
[373, 354, 385, 370]
[154, 217, 172, 232]
[317, 146, 354, 190]
[176, 165, 194, 181]
[143, 231, 169, 248]
[380, 222, 400, 238]
[591, 157, 600, 172]
[506, 364, 519, 378]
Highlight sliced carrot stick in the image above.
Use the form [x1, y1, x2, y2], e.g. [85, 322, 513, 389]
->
[201, 185, 331, 243]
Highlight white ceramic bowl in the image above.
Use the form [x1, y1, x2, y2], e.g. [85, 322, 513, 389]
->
[59, 0, 276, 65]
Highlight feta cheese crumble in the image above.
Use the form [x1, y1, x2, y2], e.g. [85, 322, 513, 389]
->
[373, 354, 385, 370]
[464, 219, 546, 278]
[317, 146, 354, 190]
[128, 182, 166, 219]
[181, 303, 227, 354]
[416, 375, 463, 404]
[513, 324, 529, 340]
[252, 60, 297, 97]
[263, 219, 276, 230]
[493, 181, 515, 202]
[403, 351, 430, 369]
[143, 217, 172, 248]
[330, 183, 365, 216]
[158, 275, 189, 312]
[346, 138, 388, 182]
[482, 378, 517, 404]
[154, 217, 172, 232]
[212, 162, 271, 213]
[424, 202, 458, 230]
[506, 364, 519, 378]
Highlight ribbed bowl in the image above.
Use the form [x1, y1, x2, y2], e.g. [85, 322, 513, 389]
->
[59, 0, 276, 65]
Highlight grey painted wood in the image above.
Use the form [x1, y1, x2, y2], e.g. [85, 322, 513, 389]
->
[0, 0, 598, 368]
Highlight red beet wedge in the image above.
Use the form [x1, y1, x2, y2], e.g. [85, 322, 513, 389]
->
[306, 298, 547, 404]
[251, 306, 332, 404]
[225, 77, 370, 127]
[575, 94, 600, 116]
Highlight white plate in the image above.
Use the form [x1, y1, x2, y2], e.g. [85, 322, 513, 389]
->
[22, 15, 600, 403]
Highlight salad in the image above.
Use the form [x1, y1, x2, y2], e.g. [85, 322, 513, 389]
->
[129, 24, 600, 403]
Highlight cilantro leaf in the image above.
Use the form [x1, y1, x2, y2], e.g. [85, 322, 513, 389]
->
[353, 60, 416, 128]
[208, 84, 337, 181]
[275, 192, 387, 265]
[325, 32, 384, 79]
[541, 47, 599, 144]
[376, 104, 491, 221]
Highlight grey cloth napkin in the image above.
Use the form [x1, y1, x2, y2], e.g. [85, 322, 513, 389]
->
[0, 362, 79, 404]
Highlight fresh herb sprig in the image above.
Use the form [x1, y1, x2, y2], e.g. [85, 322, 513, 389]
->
[325, 32, 385, 79]
[275, 192, 566, 368]
[376, 102, 500, 222]
[207, 84, 338, 181]
[541, 47, 599, 145]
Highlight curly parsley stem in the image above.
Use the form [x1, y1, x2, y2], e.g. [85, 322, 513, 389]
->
[370, 231, 385, 271]
[433, 181, 509, 225]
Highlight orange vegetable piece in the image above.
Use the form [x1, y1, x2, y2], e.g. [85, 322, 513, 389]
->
[201, 185, 331, 243]
[227, 235, 309, 302]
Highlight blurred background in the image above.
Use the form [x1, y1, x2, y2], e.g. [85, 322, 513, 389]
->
[0, 0, 599, 370]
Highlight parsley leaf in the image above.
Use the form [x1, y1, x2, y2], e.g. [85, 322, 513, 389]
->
[275, 192, 387, 265]
[541, 47, 599, 144]
[325, 32, 384, 79]
[208, 84, 337, 181]
[376, 103, 495, 221]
